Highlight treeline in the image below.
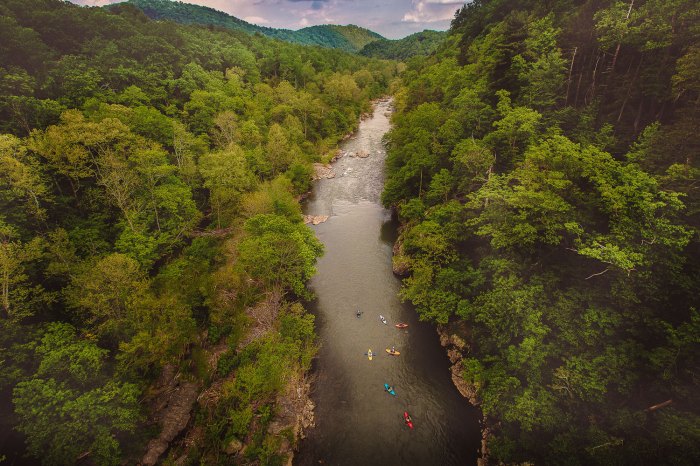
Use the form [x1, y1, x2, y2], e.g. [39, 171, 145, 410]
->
[359, 30, 447, 60]
[115, 0, 384, 53]
[383, 0, 700, 464]
[0, 0, 396, 464]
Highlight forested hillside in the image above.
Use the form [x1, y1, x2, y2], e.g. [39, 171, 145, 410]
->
[360, 30, 446, 60]
[114, 0, 385, 53]
[384, 0, 700, 463]
[0, 0, 396, 464]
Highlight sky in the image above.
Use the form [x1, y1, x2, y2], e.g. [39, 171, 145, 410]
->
[68, 0, 467, 39]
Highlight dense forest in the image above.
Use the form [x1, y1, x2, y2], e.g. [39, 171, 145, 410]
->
[4, 0, 700, 464]
[0, 0, 396, 464]
[359, 30, 447, 61]
[384, 0, 700, 464]
[115, 0, 385, 53]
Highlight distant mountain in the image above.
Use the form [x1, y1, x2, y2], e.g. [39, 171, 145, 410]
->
[112, 0, 384, 52]
[359, 30, 447, 60]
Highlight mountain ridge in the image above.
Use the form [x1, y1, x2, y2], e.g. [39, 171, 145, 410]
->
[359, 29, 447, 60]
[110, 0, 385, 52]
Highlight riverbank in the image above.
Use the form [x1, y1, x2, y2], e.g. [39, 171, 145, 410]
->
[435, 323, 490, 465]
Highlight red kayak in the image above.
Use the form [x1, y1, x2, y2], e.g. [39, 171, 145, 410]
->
[404, 411, 414, 429]
[395, 323, 408, 329]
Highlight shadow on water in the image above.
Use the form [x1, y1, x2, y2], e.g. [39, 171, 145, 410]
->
[295, 99, 480, 466]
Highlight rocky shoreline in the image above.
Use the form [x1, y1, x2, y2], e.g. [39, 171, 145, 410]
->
[435, 323, 490, 465]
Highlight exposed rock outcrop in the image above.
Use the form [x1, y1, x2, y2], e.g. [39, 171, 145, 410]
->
[303, 214, 329, 225]
[223, 437, 243, 455]
[436, 323, 491, 464]
[141, 367, 199, 466]
[391, 238, 410, 277]
[267, 371, 315, 466]
[312, 163, 335, 180]
[347, 149, 369, 158]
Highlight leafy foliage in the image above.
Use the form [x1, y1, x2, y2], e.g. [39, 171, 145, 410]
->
[386, 0, 700, 463]
[360, 30, 447, 60]
[0, 0, 392, 463]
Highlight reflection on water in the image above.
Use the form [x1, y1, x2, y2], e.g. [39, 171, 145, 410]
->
[295, 99, 480, 466]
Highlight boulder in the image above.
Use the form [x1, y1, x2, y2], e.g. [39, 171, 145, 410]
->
[303, 215, 329, 225]
[141, 381, 199, 465]
[223, 437, 243, 455]
[312, 163, 335, 180]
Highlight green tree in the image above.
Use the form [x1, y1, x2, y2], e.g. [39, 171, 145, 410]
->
[237, 214, 323, 298]
[13, 323, 140, 466]
[0, 221, 46, 322]
[199, 144, 254, 228]
[65, 253, 148, 342]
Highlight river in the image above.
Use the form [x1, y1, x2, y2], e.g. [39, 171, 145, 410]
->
[295, 98, 481, 466]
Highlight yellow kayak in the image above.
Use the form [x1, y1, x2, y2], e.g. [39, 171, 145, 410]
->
[367, 349, 373, 360]
[386, 348, 400, 356]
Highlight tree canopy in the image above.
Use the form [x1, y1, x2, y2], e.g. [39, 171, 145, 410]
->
[385, 0, 700, 463]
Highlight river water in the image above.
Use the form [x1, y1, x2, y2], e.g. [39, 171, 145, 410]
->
[295, 98, 481, 466]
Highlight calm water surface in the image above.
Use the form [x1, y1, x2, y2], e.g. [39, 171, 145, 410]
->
[295, 99, 480, 466]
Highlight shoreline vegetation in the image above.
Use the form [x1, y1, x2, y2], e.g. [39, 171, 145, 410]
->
[383, 0, 700, 464]
[0, 1, 398, 464]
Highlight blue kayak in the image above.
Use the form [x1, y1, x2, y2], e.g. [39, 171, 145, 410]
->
[384, 383, 396, 396]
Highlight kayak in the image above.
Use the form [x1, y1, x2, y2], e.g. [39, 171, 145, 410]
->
[384, 383, 396, 396]
[356, 310, 363, 318]
[404, 411, 414, 429]
[395, 323, 408, 329]
[379, 315, 387, 324]
[386, 348, 400, 356]
[367, 349, 373, 360]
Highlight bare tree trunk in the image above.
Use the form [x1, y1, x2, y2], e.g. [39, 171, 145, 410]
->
[2, 268, 9, 317]
[418, 169, 423, 198]
[587, 54, 602, 104]
[611, 0, 635, 71]
[566, 47, 578, 106]
[574, 72, 583, 107]
[645, 399, 673, 412]
[633, 97, 644, 133]
[617, 56, 643, 123]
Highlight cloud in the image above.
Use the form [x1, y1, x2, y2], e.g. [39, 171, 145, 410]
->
[402, 0, 463, 23]
[69, 0, 121, 5]
[285, 0, 329, 11]
[244, 15, 270, 24]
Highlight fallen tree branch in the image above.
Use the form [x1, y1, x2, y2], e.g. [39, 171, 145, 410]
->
[645, 399, 673, 412]
[585, 268, 610, 280]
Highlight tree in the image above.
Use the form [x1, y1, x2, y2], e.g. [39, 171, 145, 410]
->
[265, 123, 294, 177]
[511, 14, 567, 110]
[118, 293, 196, 374]
[237, 214, 323, 298]
[0, 134, 48, 221]
[65, 253, 148, 343]
[13, 323, 140, 466]
[199, 144, 253, 228]
[0, 220, 45, 322]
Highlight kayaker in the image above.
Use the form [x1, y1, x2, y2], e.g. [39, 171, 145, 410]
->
[391, 346, 395, 353]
